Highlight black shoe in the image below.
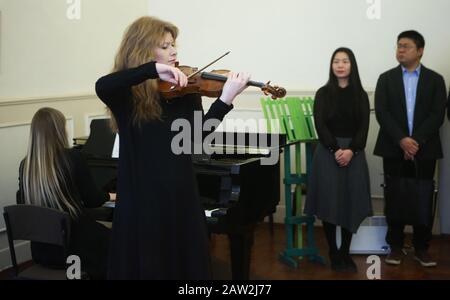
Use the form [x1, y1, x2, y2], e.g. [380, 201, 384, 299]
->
[414, 250, 437, 267]
[341, 254, 357, 273]
[385, 248, 406, 265]
[329, 252, 346, 272]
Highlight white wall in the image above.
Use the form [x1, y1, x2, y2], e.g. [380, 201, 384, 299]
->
[148, 0, 450, 90]
[0, 0, 148, 99]
[2, 0, 448, 102]
[2, 0, 449, 97]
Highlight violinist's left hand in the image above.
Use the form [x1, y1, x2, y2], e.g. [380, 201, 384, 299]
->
[220, 72, 250, 105]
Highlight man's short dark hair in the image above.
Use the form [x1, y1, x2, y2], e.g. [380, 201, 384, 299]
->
[398, 30, 425, 49]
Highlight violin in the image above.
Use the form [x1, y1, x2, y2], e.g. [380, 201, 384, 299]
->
[158, 51, 286, 100]
[159, 65, 286, 100]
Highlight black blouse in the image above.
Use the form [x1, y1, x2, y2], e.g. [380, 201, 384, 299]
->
[313, 85, 370, 153]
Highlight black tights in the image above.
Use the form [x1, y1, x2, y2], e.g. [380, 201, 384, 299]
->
[322, 221, 353, 255]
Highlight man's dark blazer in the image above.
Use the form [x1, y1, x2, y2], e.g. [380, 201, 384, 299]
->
[374, 65, 447, 159]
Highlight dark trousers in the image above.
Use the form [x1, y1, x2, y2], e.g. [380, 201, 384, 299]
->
[383, 158, 436, 251]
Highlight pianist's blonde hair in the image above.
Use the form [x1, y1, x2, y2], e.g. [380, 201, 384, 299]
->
[22, 107, 82, 217]
[111, 16, 179, 126]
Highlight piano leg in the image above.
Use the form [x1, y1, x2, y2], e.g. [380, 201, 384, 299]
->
[268, 214, 274, 235]
[227, 227, 255, 280]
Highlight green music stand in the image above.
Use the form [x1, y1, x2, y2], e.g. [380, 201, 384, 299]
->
[261, 96, 324, 268]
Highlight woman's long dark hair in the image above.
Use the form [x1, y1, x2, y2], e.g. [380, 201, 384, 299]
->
[22, 107, 82, 217]
[324, 47, 365, 118]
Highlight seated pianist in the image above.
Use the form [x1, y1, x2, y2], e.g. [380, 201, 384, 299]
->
[18, 107, 115, 280]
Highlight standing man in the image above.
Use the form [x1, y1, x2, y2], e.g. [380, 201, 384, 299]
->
[374, 30, 447, 267]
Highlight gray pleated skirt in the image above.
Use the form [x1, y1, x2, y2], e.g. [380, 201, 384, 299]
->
[304, 138, 373, 233]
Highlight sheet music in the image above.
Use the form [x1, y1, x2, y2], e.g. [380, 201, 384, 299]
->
[204, 208, 219, 217]
[112, 134, 119, 158]
[210, 144, 270, 155]
[103, 201, 116, 208]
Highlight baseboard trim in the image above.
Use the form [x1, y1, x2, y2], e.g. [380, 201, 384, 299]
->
[0, 241, 31, 272]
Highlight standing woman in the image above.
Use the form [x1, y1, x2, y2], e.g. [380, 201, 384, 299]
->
[19, 107, 113, 280]
[304, 47, 372, 273]
[95, 16, 250, 279]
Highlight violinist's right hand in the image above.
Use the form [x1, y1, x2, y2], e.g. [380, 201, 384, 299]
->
[155, 63, 188, 87]
[220, 72, 250, 105]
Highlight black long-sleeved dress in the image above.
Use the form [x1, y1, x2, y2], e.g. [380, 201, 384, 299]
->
[313, 86, 370, 153]
[95, 62, 233, 279]
[304, 86, 373, 233]
[18, 149, 111, 279]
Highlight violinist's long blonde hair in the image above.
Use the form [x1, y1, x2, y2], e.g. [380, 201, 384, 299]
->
[22, 108, 82, 217]
[113, 16, 178, 124]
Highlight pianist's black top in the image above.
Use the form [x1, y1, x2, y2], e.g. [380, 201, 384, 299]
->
[95, 61, 233, 279]
[313, 85, 370, 153]
[18, 149, 110, 280]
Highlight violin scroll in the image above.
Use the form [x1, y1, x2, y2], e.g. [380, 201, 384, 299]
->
[261, 81, 286, 99]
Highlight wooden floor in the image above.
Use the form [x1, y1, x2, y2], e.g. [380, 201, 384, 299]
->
[1, 223, 449, 280]
[210, 223, 450, 280]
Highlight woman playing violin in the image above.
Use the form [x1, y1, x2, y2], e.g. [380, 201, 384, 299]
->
[95, 16, 250, 280]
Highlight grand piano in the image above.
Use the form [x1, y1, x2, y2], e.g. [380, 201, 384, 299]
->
[75, 119, 284, 280]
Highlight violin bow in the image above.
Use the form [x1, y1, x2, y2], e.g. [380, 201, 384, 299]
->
[186, 51, 230, 79]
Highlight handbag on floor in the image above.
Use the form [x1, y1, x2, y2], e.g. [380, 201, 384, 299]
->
[383, 160, 436, 226]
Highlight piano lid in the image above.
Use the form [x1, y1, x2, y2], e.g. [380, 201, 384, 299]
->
[81, 119, 286, 159]
[82, 119, 116, 158]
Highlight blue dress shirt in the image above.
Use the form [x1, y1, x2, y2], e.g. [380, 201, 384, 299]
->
[402, 65, 421, 136]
